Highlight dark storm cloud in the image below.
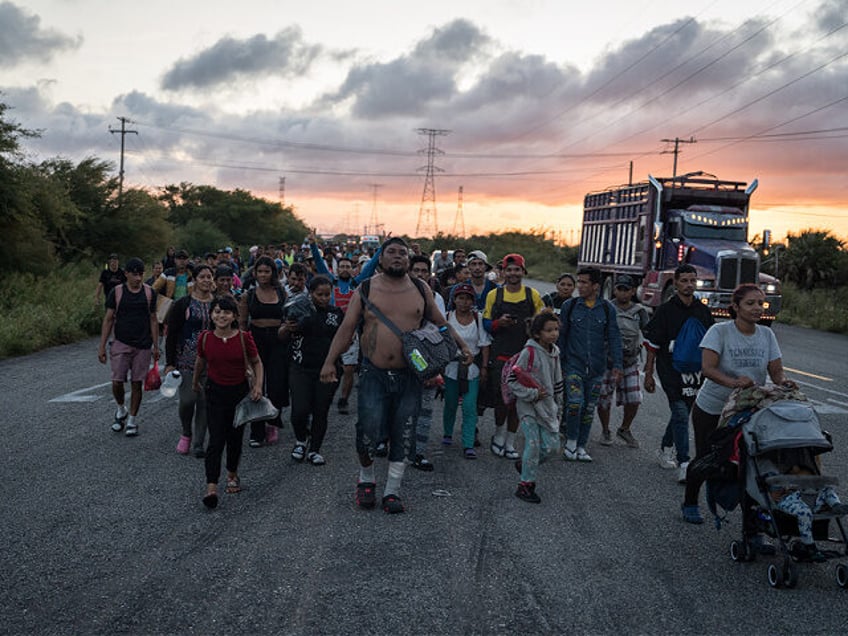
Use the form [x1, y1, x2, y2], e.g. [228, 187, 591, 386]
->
[4, 7, 846, 209]
[0, 1, 82, 67]
[161, 26, 322, 90]
[326, 18, 490, 118]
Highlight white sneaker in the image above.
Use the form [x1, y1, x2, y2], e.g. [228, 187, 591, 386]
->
[576, 447, 593, 462]
[657, 446, 677, 470]
[678, 461, 689, 483]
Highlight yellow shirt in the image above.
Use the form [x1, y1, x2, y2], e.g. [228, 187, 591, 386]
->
[483, 285, 545, 319]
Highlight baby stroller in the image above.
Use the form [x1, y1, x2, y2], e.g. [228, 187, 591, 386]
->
[726, 399, 848, 588]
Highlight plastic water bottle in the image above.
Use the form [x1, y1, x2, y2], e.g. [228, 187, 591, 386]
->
[409, 349, 428, 373]
[160, 370, 182, 398]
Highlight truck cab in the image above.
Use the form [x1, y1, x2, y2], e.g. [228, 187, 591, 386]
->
[578, 172, 781, 321]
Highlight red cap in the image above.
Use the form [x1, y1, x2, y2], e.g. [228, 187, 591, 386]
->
[502, 253, 526, 272]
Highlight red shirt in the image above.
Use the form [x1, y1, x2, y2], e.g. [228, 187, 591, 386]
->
[198, 330, 258, 386]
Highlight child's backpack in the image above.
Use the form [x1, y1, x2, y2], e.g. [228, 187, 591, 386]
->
[500, 346, 537, 406]
[672, 316, 707, 374]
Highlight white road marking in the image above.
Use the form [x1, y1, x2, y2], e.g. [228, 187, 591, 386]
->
[49, 382, 112, 403]
[794, 379, 848, 400]
[809, 399, 848, 415]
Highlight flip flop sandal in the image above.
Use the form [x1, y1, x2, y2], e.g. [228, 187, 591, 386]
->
[355, 482, 376, 509]
[490, 436, 506, 457]
[225, 477, 241, 494]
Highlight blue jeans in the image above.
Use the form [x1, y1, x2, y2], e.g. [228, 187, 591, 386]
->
[411, 385, 437, 459]
[563, 372, 603, 448]
[660, 399, 692, 464]
[442, 376, 479, 450]
[356, 359, 421, 464]
[520, 416, 560, 482]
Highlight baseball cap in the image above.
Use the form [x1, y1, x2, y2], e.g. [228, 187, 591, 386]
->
[108, 253, 119, 260]
[175, 249, 189, 258]
[502, 253, 526, 272]
[466, 250, 492, 271]
[615, 274, 635, 289]
[452, 283, 476, 299]
[124, 257, 145, 274]
[358, 255, 370, 264]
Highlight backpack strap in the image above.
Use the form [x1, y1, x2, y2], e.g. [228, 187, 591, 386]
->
[114, 283, 154, 315]
[493, 286, 505, 317]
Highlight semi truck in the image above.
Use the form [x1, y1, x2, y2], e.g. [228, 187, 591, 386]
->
[577, 171, 781, 321]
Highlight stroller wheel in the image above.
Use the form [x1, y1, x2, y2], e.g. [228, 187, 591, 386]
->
[767, 563, 782, 588]
[837, 564, 848, 588]
[730, 540, 748, 562]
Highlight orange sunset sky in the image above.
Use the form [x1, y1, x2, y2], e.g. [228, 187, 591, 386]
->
[2, 0, 846, 243]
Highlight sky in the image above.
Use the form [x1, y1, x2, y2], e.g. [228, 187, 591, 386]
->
[1, 0, 846, 244]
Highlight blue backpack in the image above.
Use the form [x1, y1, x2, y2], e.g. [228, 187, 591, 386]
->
[672, 317, 707, 373]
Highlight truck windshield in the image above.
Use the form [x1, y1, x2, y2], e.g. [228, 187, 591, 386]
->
[681, 217, 747, 241]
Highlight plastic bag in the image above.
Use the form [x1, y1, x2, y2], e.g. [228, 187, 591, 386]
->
[233, 395, 279, 428]
[144, 366, 162, 391]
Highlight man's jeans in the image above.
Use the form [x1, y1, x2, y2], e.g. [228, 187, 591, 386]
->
[660, 399, 691, 464]
[562, 372, 603, 448]
[356, 359, 421, 463]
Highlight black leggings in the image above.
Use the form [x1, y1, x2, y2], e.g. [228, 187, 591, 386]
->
[289, 364, 338, 452]
[249, 325, 289, 441]
[204, 380, 248, 484]
[683, 402, 721, 506]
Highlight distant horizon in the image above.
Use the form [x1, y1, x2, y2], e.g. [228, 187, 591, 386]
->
[4, 0, 846, 242]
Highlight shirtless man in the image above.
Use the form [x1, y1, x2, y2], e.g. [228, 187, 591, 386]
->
[320, 237, 471, 514]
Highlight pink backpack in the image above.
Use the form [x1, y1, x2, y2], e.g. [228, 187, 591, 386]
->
[500, 346, 537, 405]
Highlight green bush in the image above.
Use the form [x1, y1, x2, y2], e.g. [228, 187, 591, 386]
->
[0, 263, 103, 358]
[777, 282, 848, 334]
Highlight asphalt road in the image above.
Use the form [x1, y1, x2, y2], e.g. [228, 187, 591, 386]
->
[3, 296, 848, 634]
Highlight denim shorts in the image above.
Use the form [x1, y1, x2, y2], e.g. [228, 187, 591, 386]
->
[356, 358, 421, 462]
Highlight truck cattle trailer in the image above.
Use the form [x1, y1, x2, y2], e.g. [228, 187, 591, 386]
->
[577, 171, 781, 321]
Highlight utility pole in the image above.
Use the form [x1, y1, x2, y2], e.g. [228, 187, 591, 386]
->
[108, 117, 137, 207]
[279, 176, 286, 206]
[660, 136, 696, 179]
[415, 128, 450, 237]
[368, 183, 383, 235]
[452, 185, 465, 237]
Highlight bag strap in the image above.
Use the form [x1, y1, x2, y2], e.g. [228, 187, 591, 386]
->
[238, 330, 251, 382]
[360, 291, 404, 339]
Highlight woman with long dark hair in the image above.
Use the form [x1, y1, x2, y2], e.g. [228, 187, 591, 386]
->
[681, 283, 794, 524]
[165, 264, 214, 457]
[194, 295, 264, 509]
[286, 276, 344, 465]
[239, 255, 288, 448]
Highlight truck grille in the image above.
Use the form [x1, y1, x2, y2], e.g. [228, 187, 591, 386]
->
[718, 257, 758, 290]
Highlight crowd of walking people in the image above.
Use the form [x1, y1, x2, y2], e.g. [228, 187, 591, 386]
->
[96, 236, 799, 521]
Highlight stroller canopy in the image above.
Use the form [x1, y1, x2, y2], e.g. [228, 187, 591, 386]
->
[742, 401, 831, 456]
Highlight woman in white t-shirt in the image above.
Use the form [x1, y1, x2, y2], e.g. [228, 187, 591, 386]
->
[442, 283, 491, 459]
[681, 283, 795, 524]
